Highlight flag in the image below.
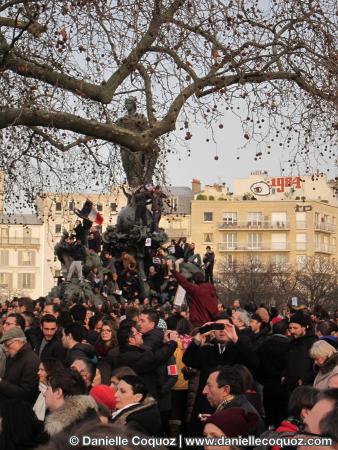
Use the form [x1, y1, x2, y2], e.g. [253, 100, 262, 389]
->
[167, 364, 178, 376]
[75, 200, 104, 225]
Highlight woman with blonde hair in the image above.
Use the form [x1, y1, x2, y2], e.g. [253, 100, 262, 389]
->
[309, 340, 338, 389]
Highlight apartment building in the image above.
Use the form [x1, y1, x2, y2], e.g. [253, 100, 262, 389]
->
[191, 173, 338, 273]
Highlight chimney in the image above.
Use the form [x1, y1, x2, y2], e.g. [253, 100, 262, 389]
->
[192, 179, 201, 194]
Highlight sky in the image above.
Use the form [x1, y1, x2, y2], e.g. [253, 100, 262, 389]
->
[166, 111, 301, 190]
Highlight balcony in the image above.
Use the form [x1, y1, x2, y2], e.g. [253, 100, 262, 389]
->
[315, 244, 336, 254]
[314, 223, 336, 233]
[0, 237, 40, 248]
[218, 242, 290, 252]
[218, 221, 290, 230]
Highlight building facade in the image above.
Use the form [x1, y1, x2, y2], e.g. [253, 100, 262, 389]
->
[191, 173, 338, 274]
[0, 214, 45, 300]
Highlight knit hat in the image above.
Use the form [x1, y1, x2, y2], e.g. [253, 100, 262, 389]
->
[256, 307, 270, 323]
[205, 407, 258, 437]
[290, 312, 311, 328]
[0, 327, 27, 343]
[90, 385, 116, 411]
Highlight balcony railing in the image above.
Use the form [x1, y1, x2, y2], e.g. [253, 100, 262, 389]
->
[315, 244, 336, 254]
[218, 221, 290, 230]
[314, 223, 336, 233]
[218, 242, 290, 251]
[0, 237, 40, 247]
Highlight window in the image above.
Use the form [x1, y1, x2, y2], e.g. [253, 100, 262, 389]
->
[271, 212, 287, 228]
[296, 212, 306, 228]
[271, 233, 287, 250]
[0, 250, 9, 266]
[222, 212, 237, 225]
[223, 255, 236, 268]
[97, 204, 103, 212]
[18, 273, 35, 290]
[0, 273, 12, 289]
[223, 233, 237, 249]
[55, 224, 62, 234]
[248, 254, 262, 264]
[69, 201, 75, 212]
[203, 233, 213, 243]
[110, 202, 117, 213]
[271, 254, 288, 266]
[0, 228, 9, 241]
[248, 212, 262, 227]
[18, 251, 35, 266]
[296, 233, 307, 251]
[204, 212, 213, 222]
[248, 233, 262, 249]
[296, 255, 307, 268]
[55, 202, 62, 212]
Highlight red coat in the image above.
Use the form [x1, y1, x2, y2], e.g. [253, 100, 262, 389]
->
[171, 270, 219, 326]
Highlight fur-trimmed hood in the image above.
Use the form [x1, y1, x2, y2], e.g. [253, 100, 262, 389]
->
[45, 395, 98, 436]
[319, 352, 338, 374]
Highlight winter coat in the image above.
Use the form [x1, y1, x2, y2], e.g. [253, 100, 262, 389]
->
[117, 341, 177, 398]
[313, 352, 338, 390]
[285, 332, 317, 392]
[0, 343, 39, 404]
[171, 270, 218, 326]
[157, 354, 178, 412]
[142, 327, 164, 350]
[247, 325, 271, 352]
[34, 335, 66, 362]
[44, 395, 99, 437]
[64, 342, 97, 367]
[112, 396, 163, 436]
[256, 334, 290, 384]
[218, 394, 266, 436]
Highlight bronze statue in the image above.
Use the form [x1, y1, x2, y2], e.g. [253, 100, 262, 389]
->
[117, 97, 159, 187]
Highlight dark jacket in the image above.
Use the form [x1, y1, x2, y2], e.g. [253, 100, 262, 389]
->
[68, 242, 86, 262]
[218, 394, 266, 436]
[247, 324, 271, 353]
[44, 395, 99, 438]
[34, 335, 66, 363]
[0, 343, 39, 404]
[285, 332, 317, 392]
[142, 327, 164, 350]
[117, 341, 177, 398]
[112, 396, 163, 436]
[256, 334, 290, 384]
[64, 342, 97, 367]
[171, 270, 218, 326]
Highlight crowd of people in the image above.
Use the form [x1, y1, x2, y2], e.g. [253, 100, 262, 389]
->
[0, 227, 337, 450]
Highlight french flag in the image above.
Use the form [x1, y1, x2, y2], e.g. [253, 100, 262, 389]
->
[77, 200, 104, 225]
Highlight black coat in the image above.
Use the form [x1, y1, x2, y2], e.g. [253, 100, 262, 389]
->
[256, 334, 290, 384]
[117, 342, 177, 398]
[0, 344, 39, 404]
[285, 332, 317, 392]
[142, 328, 164, 350]
[64, 342, 97, 367]
[183, 337, 259, 392]
[112, 397, 163, 436]
[34, 336, 66, 363]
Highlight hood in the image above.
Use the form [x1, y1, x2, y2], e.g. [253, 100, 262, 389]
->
[45, 395, 98, 436]
[319, 352, 338, 374]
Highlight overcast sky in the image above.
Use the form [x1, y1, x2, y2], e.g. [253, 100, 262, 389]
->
[166, 109, 336, 190]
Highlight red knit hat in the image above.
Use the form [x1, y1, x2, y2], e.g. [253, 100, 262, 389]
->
[205, 407, 258, 437]
[90, 385, 116, 411]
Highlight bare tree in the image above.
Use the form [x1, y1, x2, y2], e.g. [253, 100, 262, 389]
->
[296, 256, 338, 309]
[0, 0, 336, 204]
[219, 257, 277, 307]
